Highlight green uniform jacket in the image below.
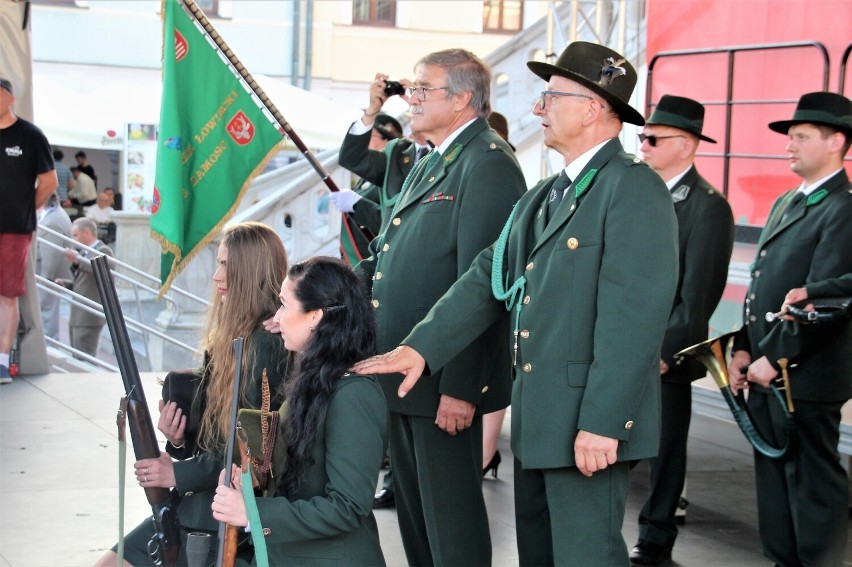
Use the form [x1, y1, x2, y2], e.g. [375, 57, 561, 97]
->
[338, 124, 417, 232]
[662, 166, 734, 383]
[169, 327, 290, 531]
[733, 169, 852, 402]
[405, 138, 679, 468]
[357, 117, 525, 416]
[254, 374, 388, 566]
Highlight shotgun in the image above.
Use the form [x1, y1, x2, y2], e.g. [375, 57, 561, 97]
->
[92, 256, 181, 567]
[216, 337, 245, 567]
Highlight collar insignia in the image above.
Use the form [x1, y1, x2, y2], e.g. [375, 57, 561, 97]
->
[671, 184, 691, 203]
[806, 188, 829, 206]
[574, 168, 598, 198]
[442, 143, 462, 166]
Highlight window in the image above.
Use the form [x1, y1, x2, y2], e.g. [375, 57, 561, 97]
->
[353, 0, 396, 26]
[483, 0, 523, 33]
[195, 0, 231, 19]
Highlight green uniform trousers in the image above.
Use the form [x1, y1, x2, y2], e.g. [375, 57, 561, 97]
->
[514, 458, 630, 566]
[389, 413, 490, 566]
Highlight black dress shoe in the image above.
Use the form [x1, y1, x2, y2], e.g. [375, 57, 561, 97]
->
[373, 488, 395, 509]
[629, 540, 672, 565]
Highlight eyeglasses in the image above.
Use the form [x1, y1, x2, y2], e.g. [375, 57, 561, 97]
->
[407, 85, 450, 102]
[537, 90, 593, 110]
[638, 133, 686, 147]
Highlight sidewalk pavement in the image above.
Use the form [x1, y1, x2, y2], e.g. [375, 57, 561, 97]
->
[2, 371, 849, 566]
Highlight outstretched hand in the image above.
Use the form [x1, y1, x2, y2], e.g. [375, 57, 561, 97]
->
[351, 345, 426, 398]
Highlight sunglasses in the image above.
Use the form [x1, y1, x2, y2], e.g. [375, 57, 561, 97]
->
[638, 133, 686, 147]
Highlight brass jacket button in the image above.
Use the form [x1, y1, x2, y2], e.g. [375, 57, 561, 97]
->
[522, 363, 532, 372]
[520, 330, 530, 339]
[392, 217, 401, 226]
[624, 421, 634, 430]
[372, 299, 380, 308]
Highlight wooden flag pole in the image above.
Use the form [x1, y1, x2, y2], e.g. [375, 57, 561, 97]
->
[179, 0, 342, 195]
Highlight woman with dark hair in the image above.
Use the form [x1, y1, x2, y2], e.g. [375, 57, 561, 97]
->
[95, 222, 291, 567]
[212, 256, 388, 566]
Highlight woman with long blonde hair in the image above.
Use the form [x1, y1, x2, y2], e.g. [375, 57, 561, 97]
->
[95, 221, 290, 567]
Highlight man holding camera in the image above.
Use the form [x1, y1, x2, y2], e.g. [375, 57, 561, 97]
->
[334, 111, 404, 265]
[355, 50, 525, 566]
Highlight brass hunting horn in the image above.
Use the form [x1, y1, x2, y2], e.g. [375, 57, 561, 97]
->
[675, 331, 794, 459]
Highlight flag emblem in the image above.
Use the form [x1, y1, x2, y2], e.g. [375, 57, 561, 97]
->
[175, 30, 188, 61]
[151, 187, 161, 214]
[226, 111, 255, 145]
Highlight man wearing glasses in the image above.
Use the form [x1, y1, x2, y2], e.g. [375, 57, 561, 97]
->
[355, 42, 679, 565]
[355, 48, 525, 566]
[630, 95, 734, 565]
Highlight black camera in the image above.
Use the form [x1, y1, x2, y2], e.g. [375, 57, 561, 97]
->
[383, 80, 406, 97]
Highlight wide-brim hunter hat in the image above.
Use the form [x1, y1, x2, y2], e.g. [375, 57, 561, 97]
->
[645, 94, 717, 143]
[527, 41, 645, 126]
[768, 91, 852, 136]
[373, 113, 403, 141]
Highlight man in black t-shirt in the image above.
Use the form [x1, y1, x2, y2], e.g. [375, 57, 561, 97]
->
[0, 77, 58, 383]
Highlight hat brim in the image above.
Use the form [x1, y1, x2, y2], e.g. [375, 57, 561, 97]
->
[769, 119, 852, 136]
[527, 61, 645, 126]
[644, 119, 717, 144]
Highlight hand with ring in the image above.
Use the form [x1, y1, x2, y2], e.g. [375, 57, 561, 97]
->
[135, 452, 177, 488]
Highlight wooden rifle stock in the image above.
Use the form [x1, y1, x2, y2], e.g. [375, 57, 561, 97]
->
[92, 256, 181, 567]
[216, 338, 245, 567]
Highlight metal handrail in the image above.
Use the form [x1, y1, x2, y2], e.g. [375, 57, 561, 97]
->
[37, 224, 211, 312]
[36, 276, 198, 354]
[34, 230, 203, 372]
[841, 42, 852, 94]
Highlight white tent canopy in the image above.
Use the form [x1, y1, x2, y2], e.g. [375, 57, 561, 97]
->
[33, 61, 362, 151]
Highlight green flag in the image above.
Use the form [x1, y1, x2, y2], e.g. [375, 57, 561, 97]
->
[152, 0, 282, 293]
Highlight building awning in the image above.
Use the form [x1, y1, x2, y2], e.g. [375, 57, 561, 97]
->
[33, 61, 361, 151]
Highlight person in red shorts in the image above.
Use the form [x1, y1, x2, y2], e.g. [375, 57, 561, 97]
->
[0, 77, 58, 383]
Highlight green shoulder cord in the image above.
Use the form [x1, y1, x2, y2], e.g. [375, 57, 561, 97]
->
[242, 465, 269, 567]
[490, 206, 526, 366]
